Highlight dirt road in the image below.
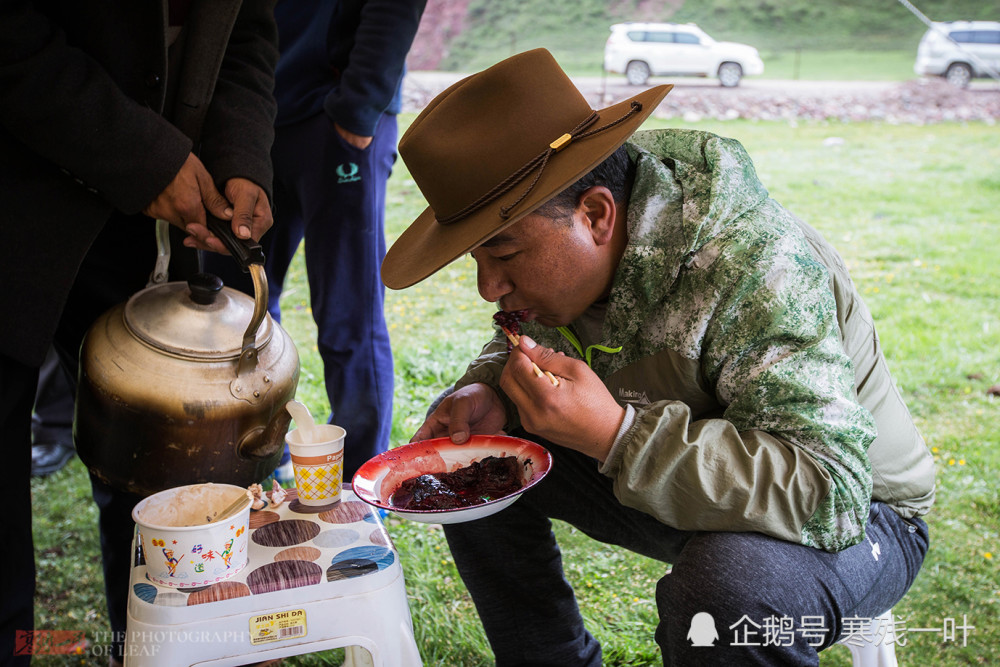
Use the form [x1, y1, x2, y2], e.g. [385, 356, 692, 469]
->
[402, 72, 1000, 123]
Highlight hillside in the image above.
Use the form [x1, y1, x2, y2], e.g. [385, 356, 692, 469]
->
[407, 0, 1000, 72]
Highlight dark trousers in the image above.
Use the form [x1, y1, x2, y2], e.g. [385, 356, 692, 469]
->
[0, 356, 38, 666]
[443, 437, 929, 666]
[205, 110, 397, 479]
[3, 215, 198, 663]
[32, 347, 74, 447]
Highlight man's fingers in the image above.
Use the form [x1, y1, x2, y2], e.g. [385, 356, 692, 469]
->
[446, 394, 476, 444]
[410, 420, 439, 443]
[410, 396, 454, 442]
[227, 189, 255, 239]
[225, 179, 272, 240]
[510, 336, 566, 386]
[199, 173, 231, 222]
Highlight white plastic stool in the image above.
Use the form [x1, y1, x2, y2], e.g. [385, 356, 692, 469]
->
[836, 610, 897, 667]
[124, 486, 422, 666]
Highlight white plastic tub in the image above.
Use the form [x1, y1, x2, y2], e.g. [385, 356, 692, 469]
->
[131, 483, 251, 588]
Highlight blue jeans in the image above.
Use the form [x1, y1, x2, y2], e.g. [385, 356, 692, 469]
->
[205, 110, 397, 479]
[443, 437, 929, 666]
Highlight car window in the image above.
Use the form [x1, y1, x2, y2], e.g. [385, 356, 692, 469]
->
[646, 31, 674, 43]
[626, 30, 645, 42]
[675, 32, 701, 45]
[949, 30, 976, 43]
[972, 30, 1000, 44]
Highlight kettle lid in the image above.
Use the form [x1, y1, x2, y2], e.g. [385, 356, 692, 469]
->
[123, 274, 272, 359]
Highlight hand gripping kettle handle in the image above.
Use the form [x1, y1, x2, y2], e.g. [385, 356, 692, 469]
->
[205, 215, 266, 270]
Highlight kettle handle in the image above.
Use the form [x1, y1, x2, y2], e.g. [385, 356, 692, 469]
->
[205, 215, 270, 377]
[205, 215, 266, 271]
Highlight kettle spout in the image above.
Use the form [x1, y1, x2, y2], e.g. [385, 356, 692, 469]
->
[237, 409, 292, 461]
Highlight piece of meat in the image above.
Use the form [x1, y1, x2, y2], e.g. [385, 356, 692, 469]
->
[391, 456, 525, 511]
[493, 309, 528, 351]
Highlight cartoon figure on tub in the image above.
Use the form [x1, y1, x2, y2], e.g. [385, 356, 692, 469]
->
[162, 548, 185, 578]
[220, 539, 235, 569]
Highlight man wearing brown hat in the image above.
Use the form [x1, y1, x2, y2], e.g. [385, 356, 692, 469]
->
[383, 49, 934, 664]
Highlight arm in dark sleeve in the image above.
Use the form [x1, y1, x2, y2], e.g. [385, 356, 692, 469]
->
[0, 0, 191, 214]
[325, 0, 427, 136]
[197, 0, 280, 198]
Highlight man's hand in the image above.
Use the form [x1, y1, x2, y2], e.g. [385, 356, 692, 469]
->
[500, 336, 625, 462]
[223, 177, 273, 242]
[142, 154, 273, 253]
[334, 123, 373, 150]
[411, 383, 507, 445]
[183, 177, 273, 254]
[143, 153, 232, 251]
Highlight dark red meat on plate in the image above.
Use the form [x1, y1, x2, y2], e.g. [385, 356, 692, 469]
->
[390, 455, 525, 511]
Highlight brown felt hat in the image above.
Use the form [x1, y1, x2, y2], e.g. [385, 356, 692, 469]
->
[381, 48, 672, 289]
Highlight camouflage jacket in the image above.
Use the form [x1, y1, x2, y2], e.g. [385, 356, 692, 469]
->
[454, 128, 935, 552]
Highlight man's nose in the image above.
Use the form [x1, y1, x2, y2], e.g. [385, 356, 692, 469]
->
[477, 261, 512, 303]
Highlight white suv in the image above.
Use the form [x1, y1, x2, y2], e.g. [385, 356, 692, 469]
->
[914, 21, 1000, 87]
[603, 22, 764, 87]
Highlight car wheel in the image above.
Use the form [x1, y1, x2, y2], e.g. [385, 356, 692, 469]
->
[945, 63, 972, 88]
[718, 62, 743, 87]
[625, 61, 651, 86]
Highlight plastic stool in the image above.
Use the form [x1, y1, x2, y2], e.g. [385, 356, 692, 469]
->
[836, 610, 897, 667]
[124, 486, 421, 666]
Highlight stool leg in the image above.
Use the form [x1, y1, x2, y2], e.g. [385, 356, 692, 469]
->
[839, 611, 898, 667]
[342, 645, 375, 667]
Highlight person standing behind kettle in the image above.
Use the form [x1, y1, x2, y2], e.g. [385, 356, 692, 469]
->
[0, 2, 279, 665]
[204, 0, 427, 480]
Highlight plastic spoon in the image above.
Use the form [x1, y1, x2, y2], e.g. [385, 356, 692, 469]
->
[285, 399, 319, 443]
[214, 493, 251, 522]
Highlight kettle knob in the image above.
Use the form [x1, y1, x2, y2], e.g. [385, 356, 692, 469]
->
[188, 273, 224, 305]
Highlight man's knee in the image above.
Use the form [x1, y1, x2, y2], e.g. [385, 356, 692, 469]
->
[654, 531, 834, 659]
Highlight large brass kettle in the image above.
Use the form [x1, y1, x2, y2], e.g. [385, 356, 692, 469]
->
[75, 219, 299, 496]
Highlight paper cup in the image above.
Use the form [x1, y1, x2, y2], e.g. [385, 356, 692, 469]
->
[286, 424, 346, 506]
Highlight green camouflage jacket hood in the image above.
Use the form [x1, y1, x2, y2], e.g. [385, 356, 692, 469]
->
[455, 128, 935, 552]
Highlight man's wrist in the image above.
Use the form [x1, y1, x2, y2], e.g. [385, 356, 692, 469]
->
[596, 403, 635, 464]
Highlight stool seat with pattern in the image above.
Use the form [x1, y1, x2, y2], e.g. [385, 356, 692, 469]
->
[124, 486, 421, 666]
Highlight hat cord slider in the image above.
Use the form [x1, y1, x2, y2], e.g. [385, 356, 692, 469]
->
[549, 133, 572, 152]
[435, 101, 643, 225]
[498, 101, 643, 220]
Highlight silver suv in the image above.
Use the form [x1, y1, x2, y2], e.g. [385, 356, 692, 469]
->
[914, 20, 1000, 87]
[603, 22, 764, 87]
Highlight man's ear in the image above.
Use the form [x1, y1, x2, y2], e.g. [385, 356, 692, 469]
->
[578, 186, 617, 246]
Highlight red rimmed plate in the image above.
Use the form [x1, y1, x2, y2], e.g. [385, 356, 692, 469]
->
[351, 434, 552, 524]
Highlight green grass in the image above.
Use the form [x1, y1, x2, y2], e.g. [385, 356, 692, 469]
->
[31, 118, 999, 665]
[757, 49, 919, 81]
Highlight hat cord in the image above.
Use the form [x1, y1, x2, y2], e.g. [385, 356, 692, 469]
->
[436, 101, 643, 225]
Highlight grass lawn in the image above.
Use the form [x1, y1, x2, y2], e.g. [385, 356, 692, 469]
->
[30, 117, 998, 665]
[757, 49, 919, 80]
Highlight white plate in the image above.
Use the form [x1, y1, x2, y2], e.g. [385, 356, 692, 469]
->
[351, 434, 552, 524]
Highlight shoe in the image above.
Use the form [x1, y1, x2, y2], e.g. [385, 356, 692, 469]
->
[31, 442, 75, 477]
